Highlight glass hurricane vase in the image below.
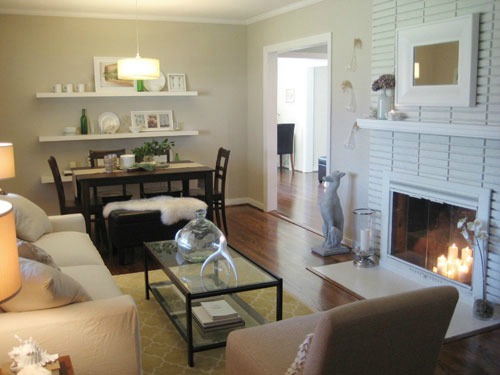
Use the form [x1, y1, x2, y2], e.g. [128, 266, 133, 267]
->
[175, 209, 223, 263]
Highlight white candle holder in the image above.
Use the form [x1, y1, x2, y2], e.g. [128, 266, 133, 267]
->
[352, 208, 377, 268]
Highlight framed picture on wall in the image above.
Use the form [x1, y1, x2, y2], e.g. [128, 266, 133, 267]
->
[167, 73, 186, 92]
[131, 110, 173, 131]
[93, 57, 135, 92]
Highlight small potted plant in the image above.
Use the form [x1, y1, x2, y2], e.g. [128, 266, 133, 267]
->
[132, 138, 175, 163]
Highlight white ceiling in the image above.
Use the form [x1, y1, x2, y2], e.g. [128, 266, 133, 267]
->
[0, 0, 324, 25]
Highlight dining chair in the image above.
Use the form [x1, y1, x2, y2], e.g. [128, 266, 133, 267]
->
[88, 149, 133, 204]
[277, 123, 295, 171]
[189, 147, 230, 234]
[48, 156, 107, 244]
[139, 152, 183, 198]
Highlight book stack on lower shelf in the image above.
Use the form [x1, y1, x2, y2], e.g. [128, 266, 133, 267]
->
[193, 300, 245, 331]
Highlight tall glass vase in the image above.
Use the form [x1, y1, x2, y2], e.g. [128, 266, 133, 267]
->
[377, 88, 393, 120]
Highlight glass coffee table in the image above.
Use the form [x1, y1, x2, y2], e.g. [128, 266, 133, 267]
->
[143, 240, 283, 366]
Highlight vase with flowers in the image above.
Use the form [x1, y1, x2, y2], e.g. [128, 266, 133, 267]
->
[372, 74, 395, 120]
[458, 217, 494, 320]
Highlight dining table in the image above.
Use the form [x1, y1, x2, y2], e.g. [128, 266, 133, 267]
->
[72, 161, 214, 235]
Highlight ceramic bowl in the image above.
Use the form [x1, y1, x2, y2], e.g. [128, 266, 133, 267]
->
[63, 126, 77, 135]
[129, 126, 142, 133]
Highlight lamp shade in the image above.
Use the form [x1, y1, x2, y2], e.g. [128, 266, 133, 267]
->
[0, 143, 15, 180]
[0, 200, 21, 303]
[117, 56, 160, 80]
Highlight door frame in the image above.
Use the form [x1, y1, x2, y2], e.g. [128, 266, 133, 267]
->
[262, 33, 332, 212]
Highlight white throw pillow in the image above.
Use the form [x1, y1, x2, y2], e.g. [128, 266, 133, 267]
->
[285, 333, 314, 375]
[17, 239, 59, 269]
[0, 258, 91, 312]
[0, 194, 52, 241]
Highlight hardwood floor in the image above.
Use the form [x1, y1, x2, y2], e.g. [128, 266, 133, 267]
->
[101, 169, 499, 374]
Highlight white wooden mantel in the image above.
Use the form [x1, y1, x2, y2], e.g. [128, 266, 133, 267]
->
[356, 119, 500, 140]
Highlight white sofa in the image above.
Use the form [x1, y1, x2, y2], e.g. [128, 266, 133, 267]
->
[0, 194, 141, 374]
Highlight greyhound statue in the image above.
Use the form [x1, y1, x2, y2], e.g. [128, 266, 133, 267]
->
[312, 170, 350, 256]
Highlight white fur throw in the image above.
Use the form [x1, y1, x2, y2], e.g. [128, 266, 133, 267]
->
[102, 196, 208, 225]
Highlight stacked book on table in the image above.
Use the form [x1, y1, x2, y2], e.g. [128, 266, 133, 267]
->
[193, 300, 245, 331]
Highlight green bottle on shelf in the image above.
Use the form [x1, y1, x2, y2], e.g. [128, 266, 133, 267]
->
[80, 108, 88, 135]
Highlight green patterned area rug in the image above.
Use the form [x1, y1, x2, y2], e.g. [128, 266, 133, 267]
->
[113, 270, 314, 375]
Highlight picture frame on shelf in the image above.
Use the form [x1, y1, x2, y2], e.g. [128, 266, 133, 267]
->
[167, 73, 186, 92]
[93, 57, 135, 93]
[131, 110, 174, 131]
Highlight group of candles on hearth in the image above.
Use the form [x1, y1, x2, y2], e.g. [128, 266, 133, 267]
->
[432, 243, 473, 283]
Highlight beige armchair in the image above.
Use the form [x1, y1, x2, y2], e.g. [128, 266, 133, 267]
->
[226, 286, 458, 375]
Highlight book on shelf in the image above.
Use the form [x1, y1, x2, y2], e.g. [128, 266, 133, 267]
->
[192, 305, 244, 330]
[196, 318, 245, 332]
[200, 299, 239, 321]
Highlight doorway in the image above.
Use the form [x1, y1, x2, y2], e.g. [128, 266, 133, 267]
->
[263, 33, 332, 219]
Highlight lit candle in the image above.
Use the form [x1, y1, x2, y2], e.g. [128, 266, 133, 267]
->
[447, 268, 456, 280]
[465, 255, 473, 269]
[458, 264, 469, 283]
[447, 258, 459, 280]
[437, 255, 447, 276]
[448, 243, 458, 261]
[360, 229, 371, 252]
[461, 247, 472, 261]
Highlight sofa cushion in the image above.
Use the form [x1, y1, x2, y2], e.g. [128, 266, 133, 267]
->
[17, 240, 59, 269]
[61, 265, 123, 300]
[33, 231, 104, 267]
[0, 258, 91, 312]
[0, 194, 52, 241]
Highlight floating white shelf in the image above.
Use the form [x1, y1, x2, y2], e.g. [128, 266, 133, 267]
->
[356, 118, 500, 140]
[39, 130, 199, 142]
[35, 91, 198, 98]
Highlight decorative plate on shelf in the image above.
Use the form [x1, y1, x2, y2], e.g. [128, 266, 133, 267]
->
[98, 112, 120, 134]
[144, 72, 166, 92]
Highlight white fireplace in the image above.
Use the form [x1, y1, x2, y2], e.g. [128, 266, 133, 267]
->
[380, 172, 491, 304]
[357, 118, 500, 306]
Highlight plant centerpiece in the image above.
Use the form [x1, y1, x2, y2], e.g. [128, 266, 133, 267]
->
[372, 74, 395, 120]
[132, 138, 175, 163]
[457, 217, 493, 320]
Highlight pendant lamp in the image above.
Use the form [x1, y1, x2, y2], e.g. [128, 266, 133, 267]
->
[118, 0, 160, 80]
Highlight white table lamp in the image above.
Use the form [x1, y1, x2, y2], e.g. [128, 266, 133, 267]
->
[0, 142, 15, 195]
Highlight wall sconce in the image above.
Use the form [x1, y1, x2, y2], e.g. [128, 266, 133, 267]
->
[118, 0, 160, 80]
[344, 122, 359, 150]
[0, 142, 15, 195]
[345, 38, 362, 72]
[341, 80, 357, 112]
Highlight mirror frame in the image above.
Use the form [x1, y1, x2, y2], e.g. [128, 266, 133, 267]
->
[396, 14, 479, 107]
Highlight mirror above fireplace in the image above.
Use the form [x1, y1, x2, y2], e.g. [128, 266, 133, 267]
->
[395, 14, 479, 107]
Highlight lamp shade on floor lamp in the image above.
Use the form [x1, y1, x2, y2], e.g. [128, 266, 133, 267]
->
[0, 200, 21, 303]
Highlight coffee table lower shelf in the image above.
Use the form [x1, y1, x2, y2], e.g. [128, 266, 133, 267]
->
[149, 280, 274, 364]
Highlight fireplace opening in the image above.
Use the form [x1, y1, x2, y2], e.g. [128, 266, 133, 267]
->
[390, 192, 476, 286]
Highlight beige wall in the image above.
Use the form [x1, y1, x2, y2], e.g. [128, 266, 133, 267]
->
[246, 0, 372, 218]
[0, 15, 247, 214]
[0, 1, 373, 226]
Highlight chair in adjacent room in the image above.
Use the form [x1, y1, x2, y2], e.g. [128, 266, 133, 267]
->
[226, 286, 459, 375]
[88, 149, 133, 204]
[277, 123, 295, 171]
[48, 155, 107, 243]
[189, 147, 230, 235]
